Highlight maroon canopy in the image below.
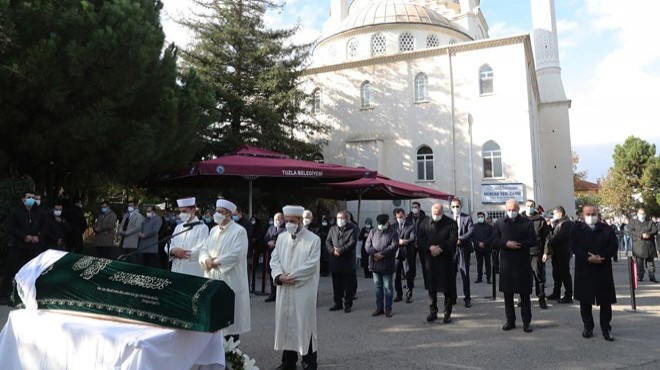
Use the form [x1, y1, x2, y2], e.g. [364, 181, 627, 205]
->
[304, 175, 453, 201]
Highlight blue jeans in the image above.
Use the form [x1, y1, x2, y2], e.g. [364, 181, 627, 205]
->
[623, 235, 632, 256]
[373, 272, 394, 311]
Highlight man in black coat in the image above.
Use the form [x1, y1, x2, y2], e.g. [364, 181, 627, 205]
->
[544, 206, 574, 303]
[391, 208, 416, 303]
[418, 203, 457, 323]
[358, 218, 374, 279]
[325, 210, 358, 313]
[44, 201, 72, 251]
[570, 205, 618, 341]
[264, 212, 286, 302]
[450, 198, 475, 307]
[406, 201, 428, 289]
[629, 208, 658, 283]
[493, 199, 536, 333]
[472, 211, 494, 284]
[522, 199, 551, 309]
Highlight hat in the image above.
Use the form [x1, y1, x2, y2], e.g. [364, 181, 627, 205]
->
[282, 205, 305, 217]
[177, 197, 196, 208]
[216, 199, 237, 213]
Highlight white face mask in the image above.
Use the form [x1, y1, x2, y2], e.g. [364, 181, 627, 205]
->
[213, 212, 225, 224]
[412, 208, 419, 215]
[553, 213, 562, 221]
[322, 221, 328, 226]
[451, 207, 460, 215]
[397, 217, 405, 225]
[53, 210, 62, 217]
[127, 206, 135, 213]
[377, 224, 388, 231]
[303, 218, 312, 226]
[274, 220, 282, 228]
[527, 207, 536, 215]
[638, 214, 646, 222]
[477, 217, 485, 224]
[337, 219, 347, 227]
[146, 212, 153, 218]
[585, 215, 598, 226]
[179, 212, 191, 223]
[286, 222, 299, 235]
[507, 211, 518, 219]
[432, 214, 442, 222]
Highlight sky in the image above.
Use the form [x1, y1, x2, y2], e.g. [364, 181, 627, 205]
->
[160, 0, 660, 182]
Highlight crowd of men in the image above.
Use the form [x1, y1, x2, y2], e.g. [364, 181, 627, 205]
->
[1, 190, 659, 370]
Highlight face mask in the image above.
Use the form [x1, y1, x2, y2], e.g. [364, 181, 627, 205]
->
[54, 210, 62, 217]
[553, 214, 561, 221]
[127, 206, 135, 213]
[337, 219, 347, 228]
[451, 207, 460, 215]
[365, 224, 372, 229]
[203, 216, 212, 223]
[213, 212, 225, 224]
[638, 214, 646, 222]
[397, 217, 405, 225]
[286, 222, 299, 235]
[477, 217, 485, 224]
[175, 219, 183, 225]
[232, 215, 240, 222]
[322, 221, 328, 227]
[507, 211, 518, 219]
[585, 215, 598, 226]
[412, 208, 419, 215]
[303, 218, 312, 226]
[527, 207, 535, 215]
[24, 198, 35, 207]
[35, 200, 41, 206]
[179, 212, 191, 223]
[76, 203, 83, 209]
[377, 224, 388, 231]
[101, 207, 109, 214]
[274, 220, 282, 228]
[432, 214, 442, 222]
[251, 220, 256, 225]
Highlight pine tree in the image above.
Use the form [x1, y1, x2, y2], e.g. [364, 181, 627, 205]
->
[180, 0, 327, 158]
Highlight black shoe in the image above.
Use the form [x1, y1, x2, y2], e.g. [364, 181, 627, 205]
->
[406, 296, 413, 304]
[582, 328, 594, 338]
[265, 296, 276, 302]
[385, 309, 393, 318]
[546, 293, 560, 300]
[393, 296, 403, 302]
[558, 296, 573, 304]
[502, 322, 516, 331]
[443, 314, 452, 324]
[427, 312, 438, 322]
[329, 304, 343, 311]
[539, 296, 548, 309]
[344, 306, 352, 313]
[465, 300, 472, 308]
[523, 323, 533, 333]
[650, 277, 659, 283]
[371, 308, 384, 317]
[486, 278, 492, 284]
[353, 295, 358, 300]
[638, 277, 644, 282]
[602, 330, 614, 342]
[474, 279, 482, 283]
[272, 364, 296, 370]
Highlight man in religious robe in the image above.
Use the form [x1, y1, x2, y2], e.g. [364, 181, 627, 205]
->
[270, 205, 321, 370]
[166, 197, 209, 276]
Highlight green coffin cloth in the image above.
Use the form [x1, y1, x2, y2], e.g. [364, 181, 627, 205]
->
[10, 253, 234, 332]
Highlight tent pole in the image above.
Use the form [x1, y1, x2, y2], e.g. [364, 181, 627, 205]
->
[249, 180, 253, 218]
[357, 192, 362, 226]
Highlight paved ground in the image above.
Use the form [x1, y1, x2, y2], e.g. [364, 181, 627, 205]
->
[2, 256, 659, 370]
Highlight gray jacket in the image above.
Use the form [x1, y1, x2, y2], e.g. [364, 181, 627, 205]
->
[118, 211, 144, 249]
[138, 215, 163, 253]
[93, 210, 117, 247]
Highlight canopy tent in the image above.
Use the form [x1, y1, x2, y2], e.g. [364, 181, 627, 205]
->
[145, 145, 377, 216]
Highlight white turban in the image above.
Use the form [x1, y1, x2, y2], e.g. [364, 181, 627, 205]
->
[282, 205, 305, 217]
[176, 197, 196, 208]
[216, 199, 237, 213]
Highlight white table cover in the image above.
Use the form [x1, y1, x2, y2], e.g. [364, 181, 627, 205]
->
[0, 309, 225, 370]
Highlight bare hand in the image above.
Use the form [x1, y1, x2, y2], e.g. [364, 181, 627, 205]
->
[587, 252, 604, 264]
[399, 239, 406, 246]
[642, 233, 649, 239]
[55, 217, 62, 223]
[506, 241, 522, 249]
[171, 248, 191, 259]
[205, 258, 218, 270]
[479, 242, 485, 248]
[279, 273, 296, 285]
[457, 239, 462, 246]
[333, 248, 341, 257]
[268, 240, 275, 249]
[24, 235, 32, 243]
[542, 253, 548, 263]
[373, 253, 384, 262]
[32, 236, 39, 243]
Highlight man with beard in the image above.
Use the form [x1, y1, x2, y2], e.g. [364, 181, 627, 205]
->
[417, 203, 457, 323]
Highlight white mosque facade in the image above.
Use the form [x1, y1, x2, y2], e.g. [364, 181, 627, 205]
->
[303, 0, 575, 221]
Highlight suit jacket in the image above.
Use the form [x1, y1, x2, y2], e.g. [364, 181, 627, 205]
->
[138, 215, 163, 253]
[93, 210, 117, 247]
[118, 211, 144, 249]
[570, 222, 617, 305]
[390, 220, 416, 260]
[452, 212, 475, 253]
[325, 223, 358, 273]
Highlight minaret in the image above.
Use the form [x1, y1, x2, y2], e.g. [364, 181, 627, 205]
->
[530, 0, 575, 216]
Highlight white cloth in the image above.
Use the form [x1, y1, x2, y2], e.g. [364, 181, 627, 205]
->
[177, 197, 196, 208]
[215, 199, 237, 213]
[14, 249, 68, 310]
[199, 221, 250, 336]
[270, 227, 321, 355]
[0, 310, 225, 370]
[167, 217, 209, 277]
[282, 205, 304, 217]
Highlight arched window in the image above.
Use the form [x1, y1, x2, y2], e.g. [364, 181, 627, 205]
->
[479, 64, 494, 95]
[360, 81, 373, 108]
[312, 153, 324, 163]
[414, 73, 428, 102]
[371, 33, 386, 56]
[426, 34, 440, 48]
[483, 140, 503, 178]
[347, 38, 358, 59]
[399, 32, 415, 52]
[416, 145, 434, 181]
[312, 88, 321, 115]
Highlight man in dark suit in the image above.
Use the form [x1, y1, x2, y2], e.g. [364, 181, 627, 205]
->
[406, 201, 428, 289]
[472, 211, 494, 284]
[570, 204, 618, 341]
[418, 202, 458, 323]
[450, 198, 474, 308]
[264, 212, 286, 302]
[391, 208, 416, 303]
[325, 211, 358, 313]
[522, 199, 551, 309]
[493, 199, 537, 333]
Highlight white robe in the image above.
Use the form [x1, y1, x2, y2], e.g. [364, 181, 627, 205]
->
[270, 227, 320, 355]
[199, 221, 250, 336]
[166, 217, 209, 277]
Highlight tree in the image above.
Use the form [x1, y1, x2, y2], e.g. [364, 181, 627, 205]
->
[180, 0, 328, 159]
[641, 157, 660, 216]
[0, 0, 210, 201]
[572, 151, 588, 189]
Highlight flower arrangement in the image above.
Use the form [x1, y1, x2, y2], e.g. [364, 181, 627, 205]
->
[224, 337, 259, 370]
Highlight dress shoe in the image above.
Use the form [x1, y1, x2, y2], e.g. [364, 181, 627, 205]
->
[385, 309, 393, 318]
[464, 300, 472, 308]
[264, 296, 276, 302]
[271, 363, 296, 370]
[443, 314, 452, 324]
[502, 322, 516, 331]
[474, 279, 482, 284]
[406, 296, 413, 304]
[371, 308, 384, 317]
[539, 296, 548, 309]
[558, 296, 573, 304]
[329, 304, 343, 311]
[602, 330, 614, 342]
[523, 323, 533, 333]
[344, 306, 352, 313]
[486, 278, 491, 284]
[582, 328, 594, 338]
[426, 312, 438, 322]
[393, 296, 403, 302]
[546, 293, 560, 300]
[650, 277, 659, 283]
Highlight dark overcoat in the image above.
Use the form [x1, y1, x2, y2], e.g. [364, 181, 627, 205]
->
[325, 223, 358, 273]
[493, 215, 536, 295]
[417, 215, 457, 294]
[570, 221, 618, 305]
[629, 219, 658, 259]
